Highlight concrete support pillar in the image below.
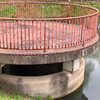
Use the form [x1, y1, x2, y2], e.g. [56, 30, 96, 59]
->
[0, 64, 5, 73]
[63, 58, 80, 72]
[0, 65, 1, 74]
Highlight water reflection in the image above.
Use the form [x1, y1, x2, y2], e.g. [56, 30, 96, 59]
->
[61, 84, 88, 100]
[84, 48, 99, 88]
[81, 94, 88, 100]
[82, 17, 100, 100]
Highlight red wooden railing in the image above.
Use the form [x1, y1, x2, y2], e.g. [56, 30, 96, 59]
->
[0, 2, 99, 52]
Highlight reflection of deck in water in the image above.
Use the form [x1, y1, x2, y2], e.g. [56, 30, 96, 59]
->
[0, 21, 92, 49]
[61, 84, 88, 100]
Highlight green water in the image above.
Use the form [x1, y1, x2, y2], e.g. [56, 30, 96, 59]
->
[62, 17, 100, 100]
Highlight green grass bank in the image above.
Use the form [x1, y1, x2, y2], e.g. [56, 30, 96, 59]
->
[70, 1, 100, 15]
[0, 86, 53, 100]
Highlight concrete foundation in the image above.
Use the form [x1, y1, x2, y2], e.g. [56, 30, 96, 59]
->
[63, 58, 80, 72]
[0, 58, 85, 99]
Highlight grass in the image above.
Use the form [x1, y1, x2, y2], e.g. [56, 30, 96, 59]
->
[0, 0, 9, 2]
[0, 86, 53, 100]
[0, 1, 99, 18]
[70, 1, 100, 15]
[0, 93, 31, 100]
[0, 2, 89, 18]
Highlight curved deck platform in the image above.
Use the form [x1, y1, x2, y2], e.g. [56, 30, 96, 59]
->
[0, 3, 98, 64]
[0, 34, 98, 64]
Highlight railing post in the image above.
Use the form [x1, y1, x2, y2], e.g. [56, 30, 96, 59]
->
[15, 3, 17, 18]
[82, 17, 86, 46]
[44, 20, 46, 52]
[92, 15, 95, 38]
[1, 20, 4, 48]
[81, 18, 83, 46]
[68, 6, 69, 17]
[43, 3, 44, 18]
[95, 14, 98, 36]
[0, 3, 2, 17]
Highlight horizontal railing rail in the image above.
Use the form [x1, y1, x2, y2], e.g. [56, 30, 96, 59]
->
[0, 2, 99, 52]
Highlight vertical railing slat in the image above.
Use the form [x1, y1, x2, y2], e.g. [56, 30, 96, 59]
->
[44, 20, 46, 52]
[13, 20, 15, 49]
[83, 17, 86, 46]
[32, 20, 34, 49]
[9, 20, 11, 48]
[20, 20, 22, 49]
[2, 20, 4, 48]
[17, 20, 19, 49]
[5, 20, 8, 48]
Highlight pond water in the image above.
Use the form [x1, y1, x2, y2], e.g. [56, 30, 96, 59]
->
[61, 17, 100, 100]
